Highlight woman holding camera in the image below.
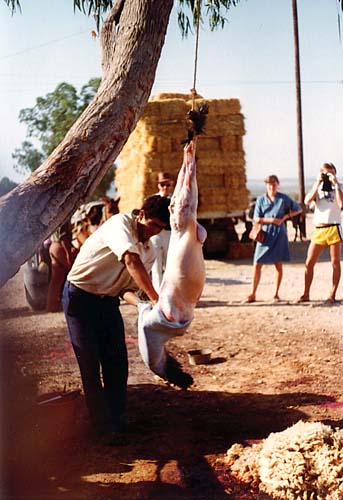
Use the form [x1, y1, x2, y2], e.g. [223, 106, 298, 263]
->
[298, 163, 343, 304]
[244, 175, 302, 303]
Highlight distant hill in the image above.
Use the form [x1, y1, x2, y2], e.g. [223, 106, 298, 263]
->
[247, 177, 316, 199]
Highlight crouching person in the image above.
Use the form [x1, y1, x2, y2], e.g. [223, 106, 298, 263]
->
[62, 195, 170, 438]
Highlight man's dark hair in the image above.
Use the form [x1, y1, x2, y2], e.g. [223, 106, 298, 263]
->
[142, 195, 170, 229]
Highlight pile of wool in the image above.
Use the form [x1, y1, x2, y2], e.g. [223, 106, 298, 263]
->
[226, 420, 343, 500]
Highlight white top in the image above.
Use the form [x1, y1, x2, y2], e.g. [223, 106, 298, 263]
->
[313, 182, 343, 225]
[67, 213, 155, 296]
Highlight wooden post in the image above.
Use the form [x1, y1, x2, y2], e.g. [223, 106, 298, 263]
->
[291, 0, 306, 237]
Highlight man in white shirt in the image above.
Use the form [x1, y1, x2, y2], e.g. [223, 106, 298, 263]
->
[298, 163, 343, 303]
[62, 195, 170, 438]
[150, 172, 175, 291]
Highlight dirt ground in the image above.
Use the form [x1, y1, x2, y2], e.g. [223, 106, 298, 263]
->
[1, 218, 343, 500]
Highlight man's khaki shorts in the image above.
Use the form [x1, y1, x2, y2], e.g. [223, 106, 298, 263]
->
[312, 224, 343, 246]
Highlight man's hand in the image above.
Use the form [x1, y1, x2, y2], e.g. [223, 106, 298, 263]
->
[123, 251, 158, 304]
[328, 171, 338, 186]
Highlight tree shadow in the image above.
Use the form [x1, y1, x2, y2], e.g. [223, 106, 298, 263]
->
[220, 240, 343, 266]
[205, 277, 248, 286]
[2, 362, 336, 500]
[198, 299, 229, 308]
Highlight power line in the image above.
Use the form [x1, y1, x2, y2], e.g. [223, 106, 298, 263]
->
[0, 29, 92, 61]
[154, 78, 343, 85]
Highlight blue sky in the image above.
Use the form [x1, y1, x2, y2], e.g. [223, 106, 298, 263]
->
[1, 0, 342, 189]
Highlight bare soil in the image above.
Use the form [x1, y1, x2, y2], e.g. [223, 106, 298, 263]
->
[1, 225, 343, 499]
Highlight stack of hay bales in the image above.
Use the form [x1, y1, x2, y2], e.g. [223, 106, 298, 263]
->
[116, 93, 249, 216]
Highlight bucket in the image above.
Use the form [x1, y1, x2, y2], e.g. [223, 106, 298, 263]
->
[36, 390, 81, 441]
[188, 349, 212, 365]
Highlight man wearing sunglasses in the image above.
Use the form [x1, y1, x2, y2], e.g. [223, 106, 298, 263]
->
[150, 172, 175, 291]
[157, 172, 174, 198]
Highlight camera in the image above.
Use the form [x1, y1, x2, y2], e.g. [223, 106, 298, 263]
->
[321, 173, 333, 192]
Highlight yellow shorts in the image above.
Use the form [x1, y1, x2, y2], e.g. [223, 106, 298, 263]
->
[312, 224, 343, 246]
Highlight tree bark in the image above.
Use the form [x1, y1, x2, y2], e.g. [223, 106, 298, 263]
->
[0, 0, 173, 287]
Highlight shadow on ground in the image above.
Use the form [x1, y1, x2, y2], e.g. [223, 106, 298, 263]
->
[1, 344, 335, 500]
[219, 240, 343, 266]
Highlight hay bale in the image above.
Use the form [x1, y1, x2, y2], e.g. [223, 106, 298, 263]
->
[226, 420, 343, 500]
[187, 98, 241, 115]
[116, 92, 248, 214]
[151, 92, 203, 101]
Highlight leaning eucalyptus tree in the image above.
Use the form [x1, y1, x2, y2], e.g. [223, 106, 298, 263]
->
[0, 0, 238, 286]
[2, 0, 340, 286]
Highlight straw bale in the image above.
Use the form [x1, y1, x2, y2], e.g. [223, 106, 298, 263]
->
[197, 136, 221, 151]
[159, 99, 188, 119]
[151, 92, 203, 101]
[224, 151, 245, 164]
[205, 115, 245, 136]
[225, 175, 247, 190]
[197, 148, 245, 170]
[117, 92, 248, 216]
[198, 189, 227, 204]
[171, 137, 185, 152]
[141, 100, 162, 118]
[195, 150, 231, 165]
[143, 99, 188, 121]
[140, 151, 183, 170]
[143, 120, 185, 139]
[118, 194, 145, 214]
[197, 174, 225, 188]
[121, 135, 159, 157]
[220, 135, 243, 152]
[187, 98, 241, 115]
[197, 164, 225, 175]
[156, 137, 173, 154]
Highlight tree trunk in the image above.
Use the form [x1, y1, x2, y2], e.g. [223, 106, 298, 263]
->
[0, 0, 173, 287]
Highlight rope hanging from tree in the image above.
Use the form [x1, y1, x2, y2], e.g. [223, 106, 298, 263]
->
[191, 0, 202, 110]
[184, 0, 209, 145]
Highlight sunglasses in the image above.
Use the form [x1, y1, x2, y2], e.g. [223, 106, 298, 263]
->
[159, 182, 171, 188]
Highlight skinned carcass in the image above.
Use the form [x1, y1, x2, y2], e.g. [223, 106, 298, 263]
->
[138, 139, 206, 389]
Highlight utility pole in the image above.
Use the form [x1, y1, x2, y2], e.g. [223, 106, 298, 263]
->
[291, 0, 306, 236]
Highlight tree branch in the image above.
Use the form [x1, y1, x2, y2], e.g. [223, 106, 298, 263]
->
[0, 0, 173, 287]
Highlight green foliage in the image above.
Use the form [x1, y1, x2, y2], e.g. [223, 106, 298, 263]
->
[91, 164, 116, 200]
[12, 141, 44, 175]
[0, 177, 18, 196]
[12, 77, 113, 197]
[177, 0, 240, 37]
[3, 0, 240, 35]
[73, 0, 114, 30]
[13, 78, 101, 170]
[3, 0, 21, 14]
[4, 0, 342, 36]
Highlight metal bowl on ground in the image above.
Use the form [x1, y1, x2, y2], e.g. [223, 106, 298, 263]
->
[188, 349, 212, 365]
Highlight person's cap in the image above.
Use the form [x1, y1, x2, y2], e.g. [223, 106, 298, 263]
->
[157, 172, 174, 184]
[71, 206, 87, 224]
[84, 200, 105, 215]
